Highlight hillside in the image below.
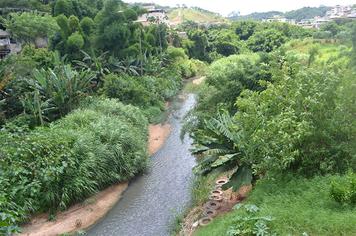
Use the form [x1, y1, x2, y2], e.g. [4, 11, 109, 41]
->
[230, 6, 332, 21]
[168, 7, 228, 25]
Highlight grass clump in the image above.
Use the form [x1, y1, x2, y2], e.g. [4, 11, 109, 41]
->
[194, 175, 356, 236]
[0, 97, 148, 226]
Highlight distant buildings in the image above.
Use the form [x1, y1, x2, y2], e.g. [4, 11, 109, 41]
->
[263, 15, 296, 24]
[326, 5, 356, 19]
[136, 4, 169, 26]
[263, 5, 356, 29]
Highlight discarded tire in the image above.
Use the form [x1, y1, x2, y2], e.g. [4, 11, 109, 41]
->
[211, 190, 223, 196]
[215, 178, 228, 187]
[199, 217, 212, 226]
[204, 209, 217, 218]
[209, 194, 223, 202]
[205, 201, 221, 210]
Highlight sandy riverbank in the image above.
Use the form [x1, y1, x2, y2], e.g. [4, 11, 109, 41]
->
[19, 123, 171, 236]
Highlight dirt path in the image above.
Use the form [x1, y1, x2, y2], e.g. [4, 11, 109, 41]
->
[19, 123, 171, 236]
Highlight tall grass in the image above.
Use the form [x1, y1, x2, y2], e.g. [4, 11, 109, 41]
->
[0, 97, 148, 222]
[194, 175, 356, 236]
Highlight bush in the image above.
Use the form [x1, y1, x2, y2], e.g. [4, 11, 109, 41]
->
[103, 71, 182, 109]
[0, 98, 148, 225]
[331, 173, 356, 205]
[67, 32, 84, 51]
[233, 66, 355, 176]
[102, 74, 164, 109]
[247, 29, 286, 52]
[5, 12, 59, 44]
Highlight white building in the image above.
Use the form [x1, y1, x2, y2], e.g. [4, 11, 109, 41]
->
[326, 5, 354, 19]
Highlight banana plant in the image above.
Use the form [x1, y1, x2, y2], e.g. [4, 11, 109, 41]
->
[74, 50, 111, 83]
[26, 64, 95, 121]
[192, 111, 253, 191]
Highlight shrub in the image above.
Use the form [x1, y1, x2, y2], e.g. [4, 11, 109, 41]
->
[0, 98, 148, 225]
[331, 173, 356, 205]
[247, 29, 286, 52]
[102, 74, 163, 109]
[23, 65, 95, 123]
[67, 32, 85, 51]
[5, 12, 59, 44]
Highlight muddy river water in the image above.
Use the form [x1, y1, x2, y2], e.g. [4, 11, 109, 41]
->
[87, 94, 197, 236]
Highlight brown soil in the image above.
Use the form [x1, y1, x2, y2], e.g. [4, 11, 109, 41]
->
[148, 123, 171, 155]
[19, 123, 172, 236]
[19, 183, 128, 236]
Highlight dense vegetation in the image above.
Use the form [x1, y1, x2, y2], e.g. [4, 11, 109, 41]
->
[182, 18, 356, 236]
[0, 1, 355, 235]
[0, 0, 201, 234]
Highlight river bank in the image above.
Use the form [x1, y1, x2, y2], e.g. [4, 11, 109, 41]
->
[19, 122, 172, 236]
[86, 93, 196, 236]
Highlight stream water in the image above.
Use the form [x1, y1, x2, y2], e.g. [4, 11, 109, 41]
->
[87, 93, 197, 236]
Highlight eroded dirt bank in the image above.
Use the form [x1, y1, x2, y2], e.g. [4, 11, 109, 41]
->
[19, 123, 171, 236]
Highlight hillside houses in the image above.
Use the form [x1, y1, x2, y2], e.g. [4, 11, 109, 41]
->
[326, 5, 356, 19]
[261, 5, 356, 29]
[136, 4, 169, 26]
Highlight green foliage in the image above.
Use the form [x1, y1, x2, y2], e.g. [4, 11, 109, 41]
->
[5, 12, 59, 43]
[226, 204, 275, 236]
[67, 32, 85, 51]
[54, 0, 75, 17]
[24, 64, 95, 123]
[0, 97, 148, 226]
[285, 6, 332, 22]
[231, 6, 331, 22]
[80, 17, 95, 36]
[247, 29, 286, 52]
[187, 40, 355, 213]
[233, 21, 258, 40]
[330, 172, 356, 205]
[197, 54, 267, 115]
[233, 66, 354, 176]
[103, 70, 182, 108]
[222, 166, 252, 192]
[68, 15, 80, 33]
[185, 30, 209, 61]
[195, 175, 356, 236]
[320, 21, 342, 37]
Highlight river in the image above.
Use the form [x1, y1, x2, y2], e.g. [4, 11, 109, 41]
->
[87, 93, 197, 236]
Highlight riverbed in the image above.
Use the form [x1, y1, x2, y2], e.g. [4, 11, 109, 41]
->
[87, 93, 197, 236]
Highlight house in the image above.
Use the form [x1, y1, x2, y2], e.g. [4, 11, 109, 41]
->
[136, 5, 169, 26]
[0, 30, 11, 59]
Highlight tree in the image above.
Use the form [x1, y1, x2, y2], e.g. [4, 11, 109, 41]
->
[68, 15, 80, 33]
[247, 29, 286, 52]
[233, 21, 258, 40]
[5, 12, 59, 44]
[186, 29, 209, 61]
[54, 0, 74, 17]
[320, 21, 341, 37]
[80, 17, 95, 36]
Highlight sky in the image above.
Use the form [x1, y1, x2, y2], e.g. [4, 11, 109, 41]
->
[124, 0, 356, 16]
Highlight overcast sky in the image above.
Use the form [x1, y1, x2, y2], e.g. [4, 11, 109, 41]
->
[124, 0, 356, 16]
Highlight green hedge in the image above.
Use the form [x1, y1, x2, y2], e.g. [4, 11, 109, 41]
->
[0, 98, 148, 225]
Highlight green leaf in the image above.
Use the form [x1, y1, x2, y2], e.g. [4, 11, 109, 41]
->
[211, 153, 239, 168]
[222, 165, 252, 191]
